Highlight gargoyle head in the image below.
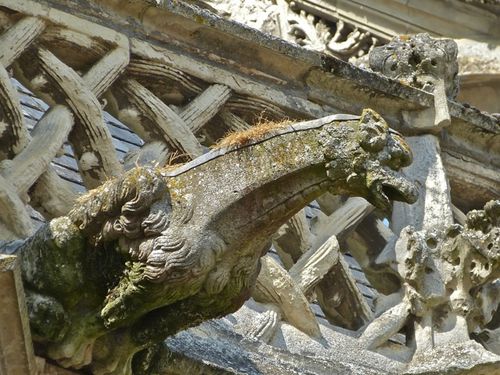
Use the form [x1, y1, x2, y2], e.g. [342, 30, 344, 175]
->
[323, 109, 418, 212]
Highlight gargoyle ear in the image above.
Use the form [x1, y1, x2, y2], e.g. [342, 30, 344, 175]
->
[358, 109, 388, 152]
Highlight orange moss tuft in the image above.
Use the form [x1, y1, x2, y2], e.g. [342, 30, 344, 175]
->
[162, 162, 185, 172]
[163, 151, 188, 169]
[212, 118, 293, 149]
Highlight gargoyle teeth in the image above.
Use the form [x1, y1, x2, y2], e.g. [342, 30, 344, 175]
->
[346, 172, 358, 184]
[374, 181, 391, 212]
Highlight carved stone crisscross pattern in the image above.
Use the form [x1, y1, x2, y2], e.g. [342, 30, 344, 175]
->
[0, 7, 274, 239]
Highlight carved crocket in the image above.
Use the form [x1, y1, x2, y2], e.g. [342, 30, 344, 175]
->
[9, 109, 417, 374]
[361, 200, 500, 361]
[369, 33, 458, 128]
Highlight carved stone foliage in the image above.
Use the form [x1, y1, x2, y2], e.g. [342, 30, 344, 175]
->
[276, 1, 380, 60]
[370, 34, 459, 129]
[369, 34, 459, 98]
[3, 111, 417, 374]
[203, 0, 382, 61]
[361, 200, 500, 371]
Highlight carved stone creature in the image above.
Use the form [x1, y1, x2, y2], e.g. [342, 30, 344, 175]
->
[7, 109, 417, 374]
[369, 33, 458, 128]
[361, 200, 500, 367]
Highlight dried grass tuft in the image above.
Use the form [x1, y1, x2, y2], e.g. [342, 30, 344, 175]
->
[161, 151, 188, 171]
[162, 162, 185, 172]
[213, 118, 293, 149]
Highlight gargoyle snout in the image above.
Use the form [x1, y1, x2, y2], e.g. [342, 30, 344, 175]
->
[368, 167, 418, 213]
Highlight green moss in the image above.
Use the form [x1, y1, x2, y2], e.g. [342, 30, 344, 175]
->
[26, 292, 69, 342]
[194, 14, 206, 24]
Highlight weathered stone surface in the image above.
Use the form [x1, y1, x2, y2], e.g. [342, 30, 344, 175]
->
[392, 135, 453, 235]
[142, 319, 405, 375]
[405, 340, 500, 375]
[273, 320, 405, 374]
[253, 255, 321, 337]
[2, 0, 497, 217]
[0, 254, 37, 375]
[1, 110, 417, 374]
[288, 233, 340, 295]
[362, 200, 500, 368]
[0, 2, 496, 375]
[370, 33, 461, 131]
[370, 34, 459, 99]
[231, 299, 281, 343]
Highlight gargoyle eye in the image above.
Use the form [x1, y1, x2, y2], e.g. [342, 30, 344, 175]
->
[388, 135, 413, 168]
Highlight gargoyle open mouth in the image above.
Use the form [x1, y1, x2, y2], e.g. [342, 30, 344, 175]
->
[369, 170, 418, 212]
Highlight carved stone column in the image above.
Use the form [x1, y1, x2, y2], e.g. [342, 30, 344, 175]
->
[391, 135, 453, 235]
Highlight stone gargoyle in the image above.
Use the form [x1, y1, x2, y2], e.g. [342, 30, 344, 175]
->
[7, 109, 418, 374]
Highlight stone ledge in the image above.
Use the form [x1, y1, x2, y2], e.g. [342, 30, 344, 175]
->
[405, 341, 500, 375]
